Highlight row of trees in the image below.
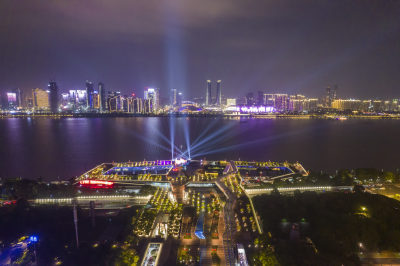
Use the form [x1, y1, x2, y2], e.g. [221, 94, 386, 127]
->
[252, 191, 400, 265]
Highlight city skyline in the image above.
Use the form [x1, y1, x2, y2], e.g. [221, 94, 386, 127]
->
[0, 0, 400, 98]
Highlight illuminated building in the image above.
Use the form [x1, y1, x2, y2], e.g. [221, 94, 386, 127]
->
[264, 93, 289, 112]
[32, 88, 49, 110]
[98, 82, 106, 112]
[331, 99, 362, 111]
[206, 80, 212, 106]
[108, 94, 127, 112]
[106, 91, 120, 111]
[226, 98, 236, 106]
[325, 85, 337, 107]
[48, 81, 59, 113]
[288, 95, 306, 112]
[93, 91, 100, 109]
[372, 100, 384, 112]
[85, 81, 94, 109]
[14, 88, 23, 108]
[177, 92, 183, 107]
[304, 98, 318, 111]
[246, 92, 255, 106]
[257, 91, 264, 105]
[144, 87, 159, 112]
[127, 96, 144, 113]
[215, 80, 222, 106]
[170, 89, 177, 106]
[1, 89, 23, 110]
[60, 93, 70, 109]
[69, 90, 87, 110]
[5, 92, 17, 110]
[143, 98, 153, 113]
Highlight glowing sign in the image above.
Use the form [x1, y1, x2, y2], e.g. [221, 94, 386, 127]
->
[79, 180, 114, 188]
[225, 106, 276, 113]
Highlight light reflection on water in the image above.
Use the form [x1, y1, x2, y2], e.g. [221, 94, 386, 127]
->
[0, 117, 399, 179]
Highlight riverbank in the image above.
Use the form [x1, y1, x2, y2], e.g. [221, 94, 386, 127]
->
[1, 112, 400, 119]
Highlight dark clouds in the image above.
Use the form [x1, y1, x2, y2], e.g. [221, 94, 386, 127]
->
[0, 0, 399, 98]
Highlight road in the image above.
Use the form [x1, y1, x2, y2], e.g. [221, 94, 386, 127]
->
[215, 161, 238, 266]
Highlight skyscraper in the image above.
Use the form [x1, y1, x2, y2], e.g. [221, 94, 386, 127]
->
[48, 81, 59, 113]
[215, 80, 222, 106]
[98, 82, 106, 112]
[325, 85, 337, 107]
[33, 88, 50, 110]
[144, 88, 159, 112]
[206, 80, 212, 106]
[106, 91, 121, 112]
[171, 89, 177, 106]
[257, 91, 264, 105]
[86, 81, 94, 109]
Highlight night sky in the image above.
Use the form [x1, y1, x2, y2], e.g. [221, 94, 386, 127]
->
[0, 0, 399, 99]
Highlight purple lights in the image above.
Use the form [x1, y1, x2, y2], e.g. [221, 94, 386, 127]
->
[225, 106, 276, 113]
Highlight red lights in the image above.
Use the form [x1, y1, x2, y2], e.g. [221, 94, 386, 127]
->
[2, 200, 17, 206]
[79, 180, 114, 189]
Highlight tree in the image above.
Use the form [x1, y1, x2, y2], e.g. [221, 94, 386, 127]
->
[115, 246, 139, 266]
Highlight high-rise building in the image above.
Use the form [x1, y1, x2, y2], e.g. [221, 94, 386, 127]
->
[177, 92, 183, 107]
[98, 82, 106, 112]
[143, 99, 153, 113]
[288, 95, 306, 112]
[144, 88, 159, 112]
[331, 99, 362, 111]
[325, 85, 337, 107]
[33, 88, 49, 110]
[86, 81, 94, 109]
[127, 96, 144, 113]
[106, 91, 121, 112]
[108, 94, 127, 112]
[215, 80, 222, 106]
[14, 88, 23, 108]
[257, 91, 264, 105]
[48, 81, 59, 113]
[0, 89, 23, 110]
[93, 91, 100, 109]
[264, 94, 289, 112]
[5, 92, 17, 110]
[226, 98, 237, 106]
[246, 92, 255, 106]
[206, 80, 212, 106]
[171, 89, 177, 106]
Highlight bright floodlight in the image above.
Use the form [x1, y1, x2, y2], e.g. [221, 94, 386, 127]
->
[29, 236, 38, 242]
[174, 158, 187, 165]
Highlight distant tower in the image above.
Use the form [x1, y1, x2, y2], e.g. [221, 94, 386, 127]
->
[98, 82, 105, 112]
[86, 81, 94, 109]
[171, 89, 177, 106]
[216, 80, 222, 106]
[332, 84, 338, 101]
[325, 85, 338, 107]
[206, 80, 212, 106]
[48, 81, 58, 113]
[325, 86, 331, 107]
